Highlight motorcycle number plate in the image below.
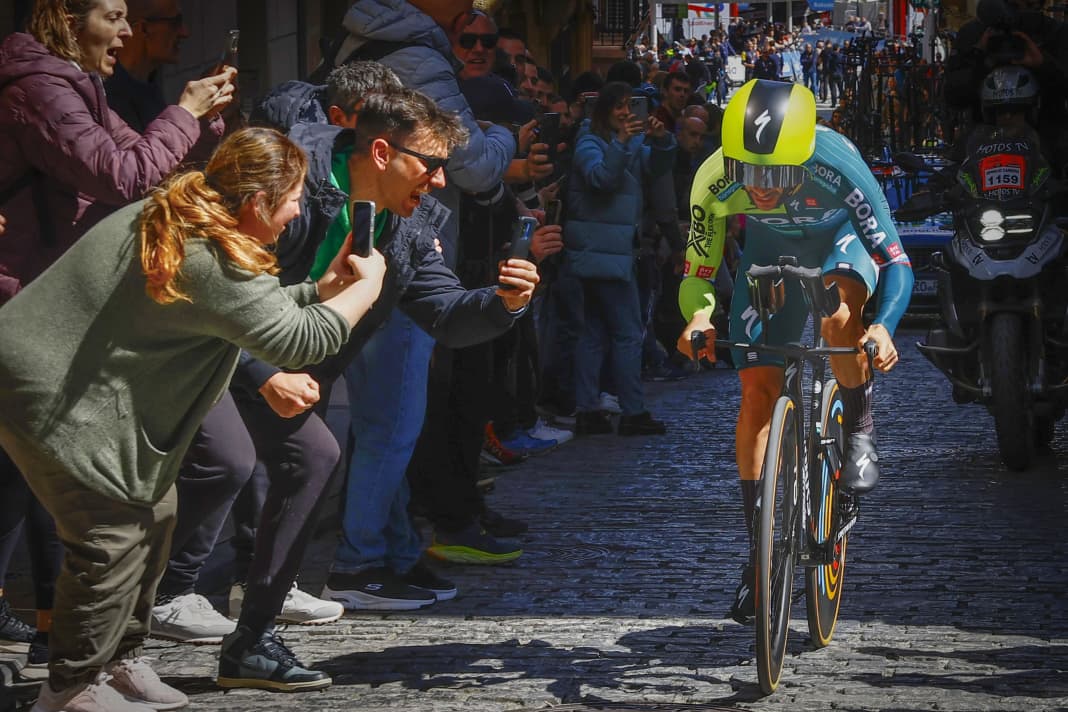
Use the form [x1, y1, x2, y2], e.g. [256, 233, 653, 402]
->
[979, 154, 1025, 193]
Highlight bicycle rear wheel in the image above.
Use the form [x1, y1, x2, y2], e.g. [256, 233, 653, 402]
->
[805, 379, 848, 648]
[755, 395, 801, 696]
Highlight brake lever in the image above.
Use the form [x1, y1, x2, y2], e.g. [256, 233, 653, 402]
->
[863, 339, 878, 371]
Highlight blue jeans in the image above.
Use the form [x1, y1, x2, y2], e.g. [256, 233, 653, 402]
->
[574, 276, 645, 416]
[331, 310, 435, 574]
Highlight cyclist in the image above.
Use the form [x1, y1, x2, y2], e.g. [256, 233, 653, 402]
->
[676, 79, 913, 623]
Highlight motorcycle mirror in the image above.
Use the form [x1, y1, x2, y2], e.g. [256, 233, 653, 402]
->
[894, 152, 929, 173]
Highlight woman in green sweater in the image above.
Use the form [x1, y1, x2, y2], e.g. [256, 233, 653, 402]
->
[0, 127, 385, 712]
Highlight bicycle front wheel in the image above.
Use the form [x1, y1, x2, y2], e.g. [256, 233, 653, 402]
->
[755, 395, 801, 696]
[806, 379, 848, 647]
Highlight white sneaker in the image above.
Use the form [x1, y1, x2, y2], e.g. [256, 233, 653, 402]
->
[31, 673, 158, 712]
[229, 581, 344, 625]
[150, 593, 235, 644]
[106, 657, 188, 710]
[528, 418, 574, 445]
[598, 392, 622, 414]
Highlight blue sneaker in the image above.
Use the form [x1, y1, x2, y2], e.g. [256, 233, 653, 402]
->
[501, 431, 557, 456]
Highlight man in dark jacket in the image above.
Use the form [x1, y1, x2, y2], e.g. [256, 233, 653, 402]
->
[146, 62, 406, 650]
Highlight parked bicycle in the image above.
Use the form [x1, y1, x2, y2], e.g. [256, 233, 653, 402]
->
[691, 256, 877, 695]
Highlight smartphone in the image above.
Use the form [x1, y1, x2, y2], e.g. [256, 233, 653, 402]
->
[350, 200, 375, 258]
[538, 112, 561, 161]
[214, 29, 239, 72]
[629, 95, 649, 123]
[545, 198, 563, 226]
[582, 93, 598, 120]
[501, 216, 538, 290]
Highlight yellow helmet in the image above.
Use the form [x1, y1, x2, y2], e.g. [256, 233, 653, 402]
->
[722, 79, 816, 189]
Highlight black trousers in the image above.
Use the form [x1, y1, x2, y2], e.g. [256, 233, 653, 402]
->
[406, 344, 486, 533]
[0, 445, 60, 609]
[161, 389, 339, 635]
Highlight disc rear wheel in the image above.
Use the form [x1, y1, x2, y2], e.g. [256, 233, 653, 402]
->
[805, 379, 849, 648]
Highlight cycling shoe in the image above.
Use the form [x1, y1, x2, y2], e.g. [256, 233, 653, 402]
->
[728, 564, 755, 624]
[839, 432, 880, 495]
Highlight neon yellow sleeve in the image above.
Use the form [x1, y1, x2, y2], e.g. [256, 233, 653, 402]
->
[679, 150, 729, 322]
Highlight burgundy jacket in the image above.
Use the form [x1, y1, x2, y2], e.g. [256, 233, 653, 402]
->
[0, 32, 201, 303]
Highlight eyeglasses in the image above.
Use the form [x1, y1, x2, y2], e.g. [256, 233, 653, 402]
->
[386, 140, 450, 176]
[458, 33, 499, 50]
[142, 13, 184, 27]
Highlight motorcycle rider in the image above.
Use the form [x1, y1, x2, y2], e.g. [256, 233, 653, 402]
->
[677, 80, 913, 623]
[944, 0, 1068, 176]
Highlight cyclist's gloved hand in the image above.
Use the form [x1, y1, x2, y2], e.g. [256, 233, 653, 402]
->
[678, 312, 717, 363]
[859, 324, 898, 373]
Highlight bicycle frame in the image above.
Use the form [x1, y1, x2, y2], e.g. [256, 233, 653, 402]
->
[696, 257, 869, 562]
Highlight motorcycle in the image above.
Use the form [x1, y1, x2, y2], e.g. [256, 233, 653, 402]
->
[896, 124, 1068, 470]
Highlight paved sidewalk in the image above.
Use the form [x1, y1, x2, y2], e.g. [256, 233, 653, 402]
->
[6, 329, 1068, 710]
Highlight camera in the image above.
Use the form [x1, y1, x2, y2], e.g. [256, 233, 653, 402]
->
[977, 0, 1033, 65]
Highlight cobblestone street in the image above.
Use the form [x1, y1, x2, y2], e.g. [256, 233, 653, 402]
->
[7, 328, 1068, 711]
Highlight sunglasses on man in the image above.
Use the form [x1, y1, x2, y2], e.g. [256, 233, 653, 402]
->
[459, 33, 499, 50]
[386, 140, 450, 176]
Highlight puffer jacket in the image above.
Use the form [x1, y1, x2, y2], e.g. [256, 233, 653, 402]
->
[334, 0, 515, 268]
[0, 32, 200, 303]
[249, 80, 328, 132]
[564, 129, 676, 281]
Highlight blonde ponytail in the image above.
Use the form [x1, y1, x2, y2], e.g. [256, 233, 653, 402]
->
[139, 128, 307, 304]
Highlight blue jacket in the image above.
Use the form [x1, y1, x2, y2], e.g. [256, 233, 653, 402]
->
[564, 129, 676, 281]
[336, 0, 515, 268]
[249, 80, 328, 132]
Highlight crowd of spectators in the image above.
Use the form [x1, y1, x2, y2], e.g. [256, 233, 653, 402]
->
[0, 0, 747, 708]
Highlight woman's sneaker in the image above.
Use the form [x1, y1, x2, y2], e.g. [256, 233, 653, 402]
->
[31, 672, 158, 712]
[150, 593, 235, 644]
[217, 626, 331, 692]
[105, 657, 188, 710]
[229, 581, 343, 625]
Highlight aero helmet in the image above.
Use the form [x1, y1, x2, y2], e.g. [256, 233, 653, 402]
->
[722, 79, 817, 189]
[980, 66, 1039, 123]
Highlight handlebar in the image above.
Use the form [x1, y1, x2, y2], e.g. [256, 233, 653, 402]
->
[689, 334, 880, 367]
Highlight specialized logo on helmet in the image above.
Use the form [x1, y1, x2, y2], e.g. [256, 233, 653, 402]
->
[754, 109, 772, 144]
[742, 81, 792, 155]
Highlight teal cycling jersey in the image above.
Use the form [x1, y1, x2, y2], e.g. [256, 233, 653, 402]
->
[680, 125, 914, 334]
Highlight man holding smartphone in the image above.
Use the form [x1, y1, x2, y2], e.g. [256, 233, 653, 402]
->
[106, 1, 241, 165]
[281, 89, 540, 614]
